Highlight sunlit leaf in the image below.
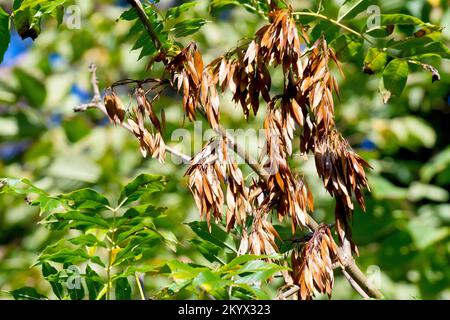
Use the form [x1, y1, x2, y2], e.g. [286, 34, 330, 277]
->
[171, 18, 206, 37]
[61, 189, 110, 211]
[381, 59, 409, 102]
[119, 174, 166, 206]
[363, 48, 387, 74]
[192, 270, 230, 293]
[166, 2, 198, 20]
[338, 0, 371, 21]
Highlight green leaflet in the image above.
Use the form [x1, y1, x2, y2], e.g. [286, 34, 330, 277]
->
[363, 48, 388, 74]
[381, 59, 409, 102]
[0, 7, 10, 64]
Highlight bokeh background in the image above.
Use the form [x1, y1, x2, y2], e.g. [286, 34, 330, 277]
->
[0, 0, 449, 299]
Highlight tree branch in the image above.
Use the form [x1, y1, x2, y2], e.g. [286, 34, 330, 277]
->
[106, 1, 384, 300]
[126, 0, 162, 51]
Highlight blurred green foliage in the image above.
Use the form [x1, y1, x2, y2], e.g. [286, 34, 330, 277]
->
[0, 0, 449, 299]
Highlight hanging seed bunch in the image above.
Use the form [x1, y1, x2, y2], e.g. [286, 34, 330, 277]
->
[314, 130, 371, 252]
[239, 205, 280, 258]
[297, 39, 342, 139]
[257, 8, 304, 76]
[103, 83, 166, 163]
[263, 100, 314, 229]
[167, 42, 222, 129]
[185, 137, 251, 231]
[166, 42, 204, 122]
[105, 5, 372, 300]
[208, 42, 271, 119]
[180, 8, 369, 297]
[291, 224, 339, 300]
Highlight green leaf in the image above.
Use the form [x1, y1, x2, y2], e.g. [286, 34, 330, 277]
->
[407, 207, 450, 249]
[42, 263, 64, 299]
[17, 0, 47, 10]
[14, 68, 47, 107]
[209, 0, 269, 16]
[159, 230, 178, 253]
[61, 188, 110, 211]
[187, 221, 237, 254]
[48, 211, 110, 230]
[0, 178, 60, 214]
[379, 14, 426, 27]
[38, 247, 104, 267]
[209, 0, 241, 15]
[407, 41, 450, 60]
[113, 231, 162, 266]
[189, 238, 225, 264]
[67, 279, 85, 300]
[232, 283, 270, 300]
[420, 146, 450, 183]
[220, 254, 271, 273]
[9, 287, 47, 300]
[0, 7, 10, 64]
[386, 33, 450, 59]
[85, 265, 104, 300]
[121, 6, 168, 60]
[113, 265, 158, 280]
[234, 260, 287, 284]
[115, 277, 132, 300]
[68, 234, 107, 248]
[338, 0, 371, 22]
[166, 2, 198, 20]
[119, 7, 138, 21]
[171, 18, 206, 38]
[331, 34, 362, 62]
[363, 48, 388, 74]
[123, 204, 166, 219]
[166, 260, 208, 282]
[192, 270, 230, 293]
[131, 31, 157, 59]
[368, 175, 408, 200]
[12, 5, 41, 40]
[115, 222, 157, 243]
[386, 32, 441, 51]
[382, 59, 408, 101]
[119, 174, 166, 205]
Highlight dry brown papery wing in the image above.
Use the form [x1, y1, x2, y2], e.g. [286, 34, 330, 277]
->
[291, 224, 340, 300]
[104, 91, 125, 124]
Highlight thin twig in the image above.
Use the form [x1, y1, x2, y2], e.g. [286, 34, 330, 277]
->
[292, 11, 374, 44]
[135, 273, 147, 300]
[277, 285, 299, 300]
[341, 269, 370, 299]
[73, 65, 191, 164]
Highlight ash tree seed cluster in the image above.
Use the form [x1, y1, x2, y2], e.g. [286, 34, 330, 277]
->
[100, 6, 371, 299]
